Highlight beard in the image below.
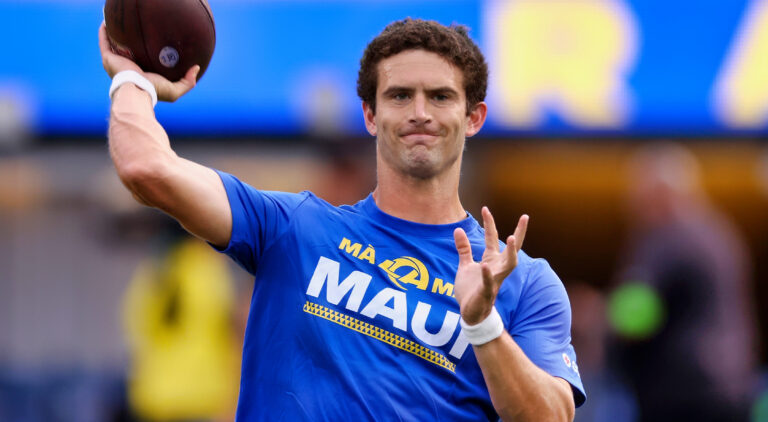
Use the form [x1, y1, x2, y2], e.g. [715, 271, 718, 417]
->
[379, 139, 463, 180]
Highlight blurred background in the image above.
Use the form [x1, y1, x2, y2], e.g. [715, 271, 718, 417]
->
[1, 0, 768, 421]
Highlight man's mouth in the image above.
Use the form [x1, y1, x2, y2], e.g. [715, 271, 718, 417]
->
[400, 132, 439, 143]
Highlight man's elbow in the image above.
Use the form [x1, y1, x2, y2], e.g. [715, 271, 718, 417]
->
[498, 398, 574, 422]
[560, 397, 575, 422]
[540, 389, 575, 422]
[115, 156, 173, 207]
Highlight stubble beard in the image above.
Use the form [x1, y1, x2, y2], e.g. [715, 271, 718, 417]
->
[382, 140, 462, 181]
[404, 146, 447, 180]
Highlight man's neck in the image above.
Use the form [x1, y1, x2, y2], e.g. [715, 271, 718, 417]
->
[372, 161, 466, 225]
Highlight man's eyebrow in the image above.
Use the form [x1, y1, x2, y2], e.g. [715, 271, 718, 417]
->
[381, 86, 459, 95]
[427, 86, 459, 95]
[381, 86, 413, 96]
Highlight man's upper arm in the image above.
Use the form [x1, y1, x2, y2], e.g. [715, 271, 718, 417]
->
[209, 170, 312, 275]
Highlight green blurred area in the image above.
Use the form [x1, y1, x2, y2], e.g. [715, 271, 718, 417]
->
[607, 282, 664, 339]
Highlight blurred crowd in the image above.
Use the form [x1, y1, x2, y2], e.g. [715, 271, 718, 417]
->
[573, 143, 758, 422]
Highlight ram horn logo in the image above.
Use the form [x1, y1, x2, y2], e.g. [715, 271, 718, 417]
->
[378, 257, 429, 291]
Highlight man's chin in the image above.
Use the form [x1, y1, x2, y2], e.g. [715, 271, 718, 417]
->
[402, 158, 439, 180]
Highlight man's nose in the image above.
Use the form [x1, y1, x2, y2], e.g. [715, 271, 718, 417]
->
[409, 93, 432, 125]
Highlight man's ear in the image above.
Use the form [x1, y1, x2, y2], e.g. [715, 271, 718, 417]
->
[362, 102, 377, 136]
[465, 101, 487, 138]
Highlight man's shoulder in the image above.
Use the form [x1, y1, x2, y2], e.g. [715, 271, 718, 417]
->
[511, 251, 565, 297]
[216, 168, 358, 215]
[515, 250, 552, 279]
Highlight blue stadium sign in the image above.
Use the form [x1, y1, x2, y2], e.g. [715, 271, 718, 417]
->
[0, 0, 765, 136]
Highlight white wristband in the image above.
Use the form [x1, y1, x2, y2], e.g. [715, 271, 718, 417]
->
[460, 306, 505, 346]
[109, 70, 157, 107]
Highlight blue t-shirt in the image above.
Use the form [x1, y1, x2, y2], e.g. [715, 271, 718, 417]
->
[215, 170, 586, 421]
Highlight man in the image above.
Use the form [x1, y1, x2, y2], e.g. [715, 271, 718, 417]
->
[612, 143, 756, 421]
[100, 18, 585, 421]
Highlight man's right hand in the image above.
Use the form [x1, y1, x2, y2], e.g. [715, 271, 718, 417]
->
[99, 21, 199, 103]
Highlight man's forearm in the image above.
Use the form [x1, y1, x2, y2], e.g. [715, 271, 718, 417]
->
[109, 83, 177, 206]
[474, 332, 574, 422]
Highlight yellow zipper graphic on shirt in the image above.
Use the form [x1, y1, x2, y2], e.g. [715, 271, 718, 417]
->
[303, 301, 456, 372]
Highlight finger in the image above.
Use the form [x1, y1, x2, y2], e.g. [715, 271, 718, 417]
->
[187, 65, 201, 83]
[481, 262, 495, 290]
[504, 234, 518, 270]
[99, 22, 124, 77]
[146, 65, 197, 102]
[172, 65, 199, 92]
[513, 214, 529, 252]
[98, 22, 113, 57]
[164, 65, 199, 100]
[481, 206, 500, 253]
[453, 227, 474, 266]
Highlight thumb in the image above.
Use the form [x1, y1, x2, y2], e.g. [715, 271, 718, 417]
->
[454, 227, 473, 265]
[175, 65, 199, 92]
[155, 65, 199, 102]
[187, 65, 201, 83]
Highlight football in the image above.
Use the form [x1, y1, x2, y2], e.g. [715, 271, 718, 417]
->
[103, 0, 216, 82]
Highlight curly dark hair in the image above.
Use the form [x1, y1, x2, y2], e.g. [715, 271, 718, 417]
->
[357, 18, 488, 116]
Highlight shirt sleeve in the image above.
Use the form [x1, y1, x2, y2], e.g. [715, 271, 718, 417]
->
[213, 169, 310, 275]
[509, 258, 587, 407]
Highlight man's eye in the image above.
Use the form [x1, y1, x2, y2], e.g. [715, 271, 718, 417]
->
[434, 94, 448, 101]
[393, 93, 409, 100]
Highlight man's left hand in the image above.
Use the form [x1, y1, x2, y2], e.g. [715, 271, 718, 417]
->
[453, 208, 528, 325]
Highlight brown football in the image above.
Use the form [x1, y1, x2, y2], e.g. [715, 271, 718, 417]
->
[103, 0, 215, 82]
